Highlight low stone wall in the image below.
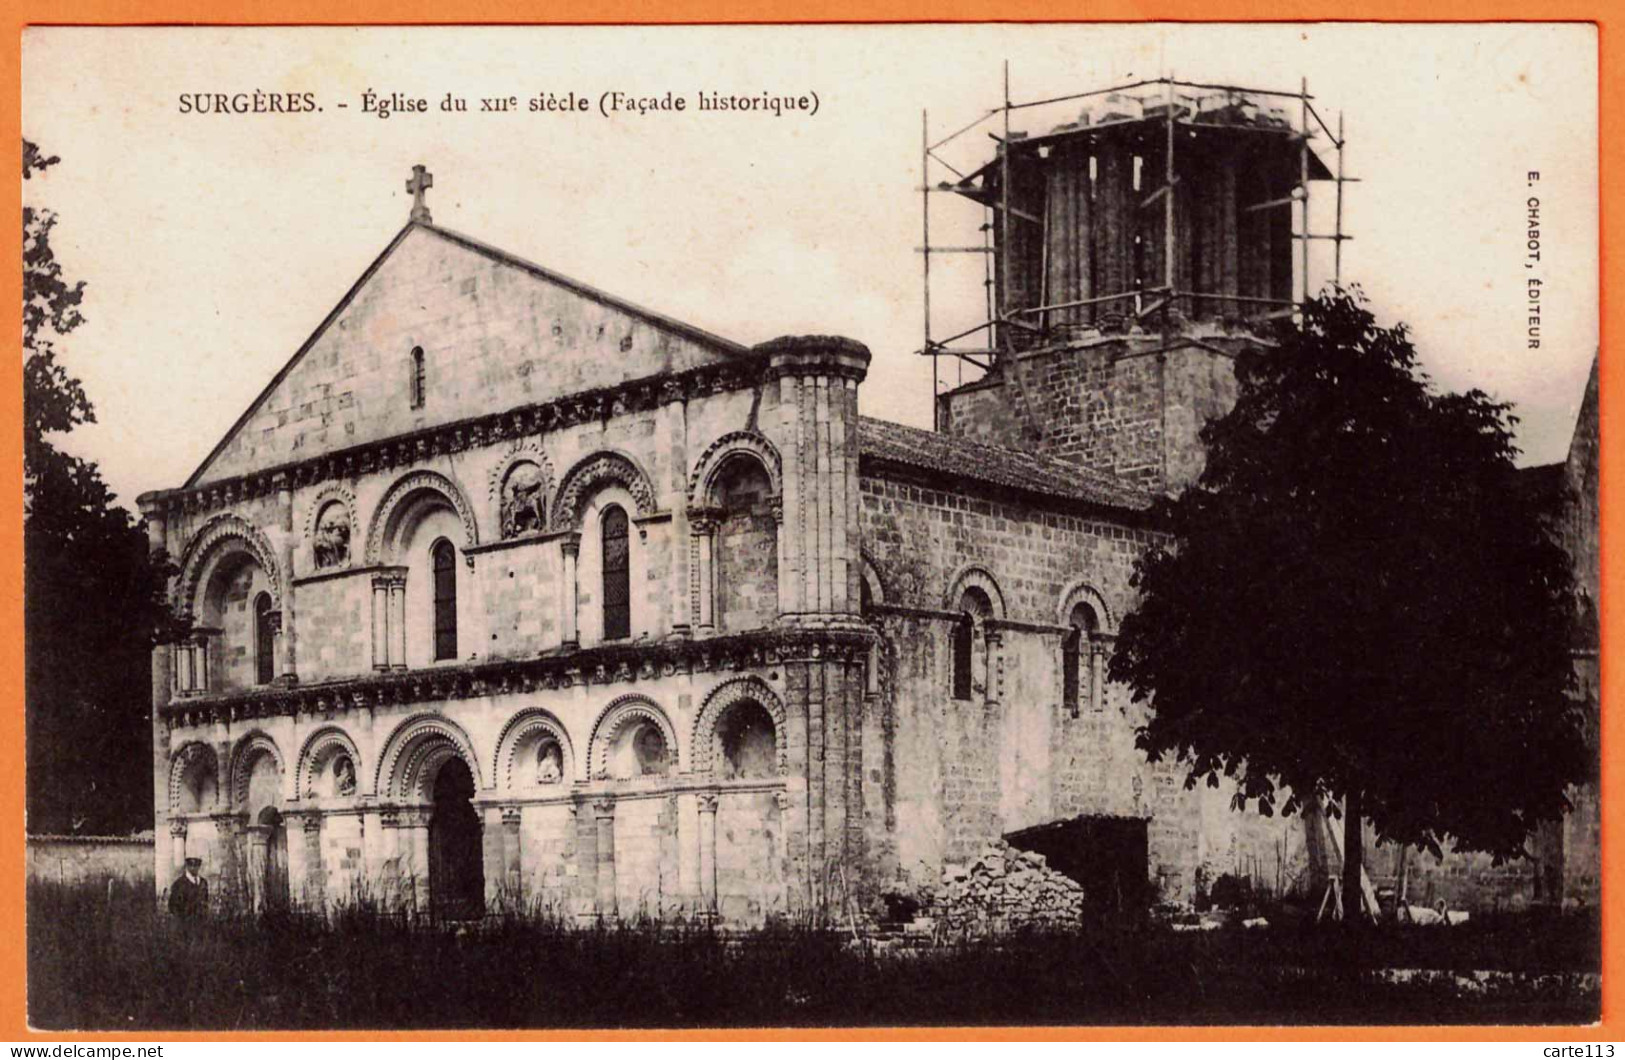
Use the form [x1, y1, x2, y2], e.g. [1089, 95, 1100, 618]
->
[27, 834, 155, 889]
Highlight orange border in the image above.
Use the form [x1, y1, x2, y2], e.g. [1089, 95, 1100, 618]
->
[2, 7, 1615, 1043]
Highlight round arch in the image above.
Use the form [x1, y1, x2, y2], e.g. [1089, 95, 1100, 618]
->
[1056, 579, 1115, 633]
[302, 484, 359, 573]
[691, 676, 789, 776]
[859, 551, 888, 609]
[364, 470, 481, 565]
[551, 450, 658, 531]
[492, 708, 576, 789]
[177, 515, 283, 617]
[487, 441, 556, 540]
[228, 730, 285, 808]
[168, 740, 220, 812]
[586, 694, 680, 780]
[943, 563, 1007, 620]
[294, 726, 363, 800]
[687, 432, 783, 509]
[374, 713, 484, 801]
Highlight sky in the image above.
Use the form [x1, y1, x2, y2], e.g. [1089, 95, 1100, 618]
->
[22, 24, 1599, 508]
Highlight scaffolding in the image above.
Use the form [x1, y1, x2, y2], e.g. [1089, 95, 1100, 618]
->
[919, 65, 1357, 414]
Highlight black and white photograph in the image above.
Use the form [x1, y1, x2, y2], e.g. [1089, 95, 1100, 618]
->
[20, 23, 1602, 1030]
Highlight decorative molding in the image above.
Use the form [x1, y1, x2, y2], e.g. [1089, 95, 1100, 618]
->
[302, 483, 358, 573]
[176, 514, 284, 615]
[227, 730, 284, 808]
[493, 708, 575, 790]
[487, 439, 555, 541]
[294, 725, 363, 800]
[551, 450, 658, 530]
[151, 357, 772, 521]
[943, 563, 1007, 620]
[374, 713, 484, 799]
[167, 740, 218, 812]
[687, 431, 783, 508]
[691, 676, 789, 777]
[364, 469, 481, 565]
[159, 626, 876, 728]
[1056, 579, 1116, 633]
[586, 694, 679, 780]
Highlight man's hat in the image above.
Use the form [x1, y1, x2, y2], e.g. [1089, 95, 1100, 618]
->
[184, 856, 203, 867]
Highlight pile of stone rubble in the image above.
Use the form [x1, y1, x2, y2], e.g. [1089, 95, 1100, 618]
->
[923, 840, 1087, 934]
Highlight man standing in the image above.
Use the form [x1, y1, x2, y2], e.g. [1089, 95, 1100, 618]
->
[167, 856, 209, 920]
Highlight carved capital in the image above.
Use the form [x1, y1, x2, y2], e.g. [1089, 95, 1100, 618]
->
[501, 805, 523, 827]
[560, 532, 582, 559]
[591, 796, 617, 818]
[697, 792, 720, 815]
[687, 506, 723, 534]
[169, 818, 189, 838]
[773, 791, 791, 812]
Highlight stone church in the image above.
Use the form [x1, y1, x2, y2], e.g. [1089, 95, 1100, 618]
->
[140, 99, 1598, 922]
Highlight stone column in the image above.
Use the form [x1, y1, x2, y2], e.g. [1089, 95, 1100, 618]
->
[697, 792, 719, 915]
[401, 807, 431, 914]
[378, 806, 403, 911]
[371, 574, 391, 671]
[757, 336, 871, 621]
[275, 471, 297, 683]
[387, 575, 408, 672]
[689, 508, 719, 634]
[245, 823, 270, 913]
[300, 812, 324, 907]
[593, 797, 617, 919]
[211, 811, 241, 911]
[572, 800, 597, 923]
[1088, 641, 1107, 714]
[662, 380, 693, 639]
[169, 819, 188, 874]
[501, 805, 523, 899]
[560, 534, 581, 649]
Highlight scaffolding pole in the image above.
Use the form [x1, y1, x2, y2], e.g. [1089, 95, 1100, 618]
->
[1001, 59, 1012, 354]
[1335, 111, 1346, 282]
[1299, 77, 1311, 309]
[923, 108, 936, 425]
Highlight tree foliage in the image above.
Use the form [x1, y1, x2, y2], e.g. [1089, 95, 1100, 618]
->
[24, 139, 177, 835]
[1110, 289, 1587, 872]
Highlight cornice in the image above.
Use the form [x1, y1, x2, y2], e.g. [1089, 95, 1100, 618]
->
[148, 355, 771, 520]
[159, 625, 874, 729]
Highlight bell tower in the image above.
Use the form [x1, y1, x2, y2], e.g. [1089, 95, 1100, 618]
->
[922, 73, 1349, 492]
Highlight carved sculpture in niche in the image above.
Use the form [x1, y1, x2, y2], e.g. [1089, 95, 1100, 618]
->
[634, 725, 669, 776]
[334, 754, 357, 797]
[536, 739, 563, 785]
[313, 502, 351, 568]
[500, 461, 547, 538]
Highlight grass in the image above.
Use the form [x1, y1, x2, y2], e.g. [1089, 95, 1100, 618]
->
[25, 880, 1599, 1030]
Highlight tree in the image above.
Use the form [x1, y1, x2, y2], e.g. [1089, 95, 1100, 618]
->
[1109, 288, 1588, 922]
[24, 140, 178, 835]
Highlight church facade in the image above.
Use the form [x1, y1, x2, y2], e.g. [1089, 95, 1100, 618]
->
[140, 142, 1597, 922]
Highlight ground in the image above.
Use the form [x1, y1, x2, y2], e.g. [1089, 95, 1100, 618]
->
[27, 880, 1599, 1029]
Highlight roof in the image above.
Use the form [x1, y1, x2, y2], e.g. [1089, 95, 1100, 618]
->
[1514, 461, 1565, 509]
[183, 221, 747, 489]
[858, 416, 1152, 512]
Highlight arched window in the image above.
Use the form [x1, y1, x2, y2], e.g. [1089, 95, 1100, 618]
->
[1065, 602, 1100, 715]
[432, 538, 457, 660]
[409, 346, 426, 410]
[951, 616, 974, 700]
[952, 587, 992, 702]
[254, 592, 275, 685]
[601, 506, 630, 641]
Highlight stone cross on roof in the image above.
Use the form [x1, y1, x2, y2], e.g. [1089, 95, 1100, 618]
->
[406, 164, 433, 224]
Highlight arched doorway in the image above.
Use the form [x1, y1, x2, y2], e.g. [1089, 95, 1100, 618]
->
[256, 806, 290, 912]
[428, 757, 484, 919]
